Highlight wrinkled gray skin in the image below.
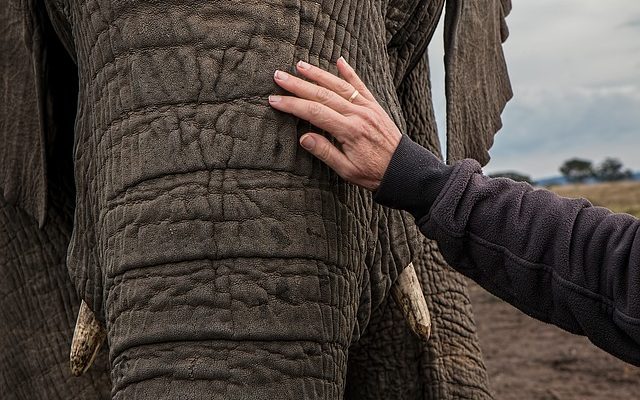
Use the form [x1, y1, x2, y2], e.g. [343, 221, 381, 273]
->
[0, 0, 511, 399]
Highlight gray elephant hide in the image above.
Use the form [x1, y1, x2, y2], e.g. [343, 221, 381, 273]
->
[0, 0, 511, 398]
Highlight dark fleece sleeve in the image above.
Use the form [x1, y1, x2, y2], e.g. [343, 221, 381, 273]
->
[374, 135, 640, 366]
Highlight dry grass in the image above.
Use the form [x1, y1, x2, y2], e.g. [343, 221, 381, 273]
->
[548, 180, 640, 217]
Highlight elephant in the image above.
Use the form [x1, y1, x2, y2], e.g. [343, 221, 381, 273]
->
[0, 0, 512, 399]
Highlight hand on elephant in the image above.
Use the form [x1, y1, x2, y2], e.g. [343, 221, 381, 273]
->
[268, 58, 402, 191]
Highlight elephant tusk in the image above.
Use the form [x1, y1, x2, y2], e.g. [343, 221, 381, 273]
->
[391, 262, 432, 340]
[70, 300, 107, 377]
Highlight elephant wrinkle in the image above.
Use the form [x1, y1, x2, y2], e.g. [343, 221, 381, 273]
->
[1, 0, 510, 398]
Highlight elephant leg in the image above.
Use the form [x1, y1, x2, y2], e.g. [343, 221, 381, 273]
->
[0, 191, 111, 399]
[345, 238, 492, 400]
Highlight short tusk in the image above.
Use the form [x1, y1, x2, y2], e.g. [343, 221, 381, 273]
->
[391, 262, 431, 340]
[70, 300, 107, 376]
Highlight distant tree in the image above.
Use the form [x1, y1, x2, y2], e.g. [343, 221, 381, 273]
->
[560, 158, 594, 183]
[488, 171, 532, 184]
[594, 157, 633, 182]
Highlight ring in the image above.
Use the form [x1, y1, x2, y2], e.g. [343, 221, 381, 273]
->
[348, 89, 360, 103]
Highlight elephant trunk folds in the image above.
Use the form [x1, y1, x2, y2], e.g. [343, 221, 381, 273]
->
[70, 264, 432, 380]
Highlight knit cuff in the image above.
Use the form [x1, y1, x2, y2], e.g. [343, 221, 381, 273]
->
[373, 135, 453, 221]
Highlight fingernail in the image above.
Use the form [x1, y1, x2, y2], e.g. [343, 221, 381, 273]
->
[300, 135, 315, 150]
[274, 70, 288, 81]
[338, 56, 349, 67]
[269, 95, 281, 103]
[297, 60, 311, 70]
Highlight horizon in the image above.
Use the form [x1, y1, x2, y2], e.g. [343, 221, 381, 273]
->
[495, 165, 640, 183]
[510, 171, 640, 184]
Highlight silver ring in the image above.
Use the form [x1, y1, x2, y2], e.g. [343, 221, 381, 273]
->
[348, 89, 360, 103]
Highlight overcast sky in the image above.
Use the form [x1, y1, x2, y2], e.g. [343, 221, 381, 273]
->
[429, 0, 640, 179]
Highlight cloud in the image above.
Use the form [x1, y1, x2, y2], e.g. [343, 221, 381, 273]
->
[485, 85, 640, 178]
[502, 2, 640, 89]
[623, 18, 640, 28]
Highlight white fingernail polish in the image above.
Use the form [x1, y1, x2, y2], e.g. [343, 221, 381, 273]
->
[274, 70, 288, 80]
[297, 60, 311, 70]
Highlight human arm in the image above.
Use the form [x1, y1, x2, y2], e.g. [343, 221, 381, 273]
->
[374, 135, 640, 367]
[268, 58, 640, 366]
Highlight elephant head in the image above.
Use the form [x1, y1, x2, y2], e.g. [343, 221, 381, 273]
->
[0, 0, 511, 398]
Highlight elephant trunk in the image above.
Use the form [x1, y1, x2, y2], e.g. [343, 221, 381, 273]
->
[71, 265, 431, 380]
[64, 2, 422, 398]
[103, 257, 356, 399]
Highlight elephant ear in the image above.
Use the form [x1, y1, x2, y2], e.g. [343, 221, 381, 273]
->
[444, 0, 513, 164]
[1, 2, 74, 227]
[1, 2, 48, 226]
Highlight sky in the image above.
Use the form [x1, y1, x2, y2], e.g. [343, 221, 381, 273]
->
[428, 0, 640, 179]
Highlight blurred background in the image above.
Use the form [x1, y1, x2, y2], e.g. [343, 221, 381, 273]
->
[429, 3, 640, 399]
[430, 0, 640, 183]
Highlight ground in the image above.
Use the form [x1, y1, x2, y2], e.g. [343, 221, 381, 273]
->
[470, 283, 640, 400]
[469, 180, 640, 399]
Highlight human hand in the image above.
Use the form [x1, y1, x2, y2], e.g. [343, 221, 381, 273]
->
[268, 57, 402, 191]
